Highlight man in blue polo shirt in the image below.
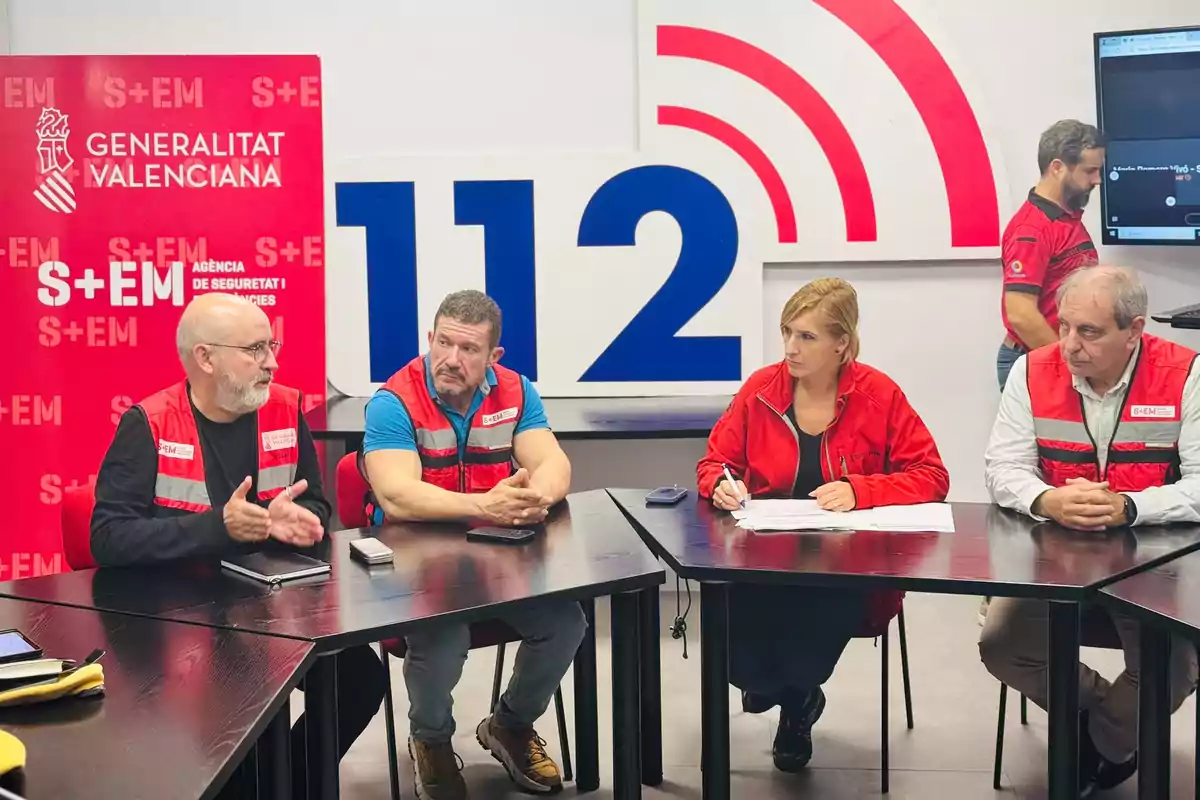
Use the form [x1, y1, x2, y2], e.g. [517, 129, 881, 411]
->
[362, 289, 583, 800]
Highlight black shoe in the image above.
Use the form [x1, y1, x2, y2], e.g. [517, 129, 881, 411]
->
[772, 687, 826, 773]
[1081, 752, 1137, 798]
[741, 690, 778, 714]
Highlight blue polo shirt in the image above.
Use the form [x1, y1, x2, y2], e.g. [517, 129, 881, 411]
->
[362, 357, 549, 521]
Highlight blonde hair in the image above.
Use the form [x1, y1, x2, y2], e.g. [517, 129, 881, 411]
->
[779, 277, 860, 364]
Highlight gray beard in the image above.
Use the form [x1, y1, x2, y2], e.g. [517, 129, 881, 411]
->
[217, 375, 269, 415]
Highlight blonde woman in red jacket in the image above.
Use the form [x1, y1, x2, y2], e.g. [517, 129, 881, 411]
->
[697, 277, 949, 772]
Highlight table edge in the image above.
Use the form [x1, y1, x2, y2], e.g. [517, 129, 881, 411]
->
[0, 570, 667, 654]
[606, 490, 1200, 602]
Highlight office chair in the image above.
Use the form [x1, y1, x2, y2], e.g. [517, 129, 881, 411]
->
[60, 480, 98, 571]
[857, 607, 915, 794]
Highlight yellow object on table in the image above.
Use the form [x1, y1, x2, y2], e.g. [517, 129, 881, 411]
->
[0, 664, 105, 708]
[0, 731, 23, 776]
[0, 729, 25, 797]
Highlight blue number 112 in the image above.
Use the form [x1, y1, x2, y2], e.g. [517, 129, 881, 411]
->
[336, 165, 740, 385]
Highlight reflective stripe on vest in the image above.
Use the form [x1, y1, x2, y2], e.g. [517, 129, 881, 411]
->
[414, 427, 458, 451]
[467, 420, 516, 450]
[259, 463, 297, 495]
[1032, 417, 1182, 447]
[154, 474, 211, 508]
[464, 420, 517, 465]
[413, 426, 459, 470]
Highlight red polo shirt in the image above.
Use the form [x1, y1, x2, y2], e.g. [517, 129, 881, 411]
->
[1000, 189, 1098, 348]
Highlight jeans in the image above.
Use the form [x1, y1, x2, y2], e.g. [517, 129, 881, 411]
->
[996, 341, 1027, 392]
[404, 600, 587, 742]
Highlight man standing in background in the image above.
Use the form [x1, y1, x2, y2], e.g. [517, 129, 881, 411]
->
[997, 119, 1106, 390]
[983, 119, 1107, 625]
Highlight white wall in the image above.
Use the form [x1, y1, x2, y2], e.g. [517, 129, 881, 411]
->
[10, 0, 1200, 502]
[0, 0, 9, 53]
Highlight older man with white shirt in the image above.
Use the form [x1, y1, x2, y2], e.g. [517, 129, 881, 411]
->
[980, 265, 1199, 797]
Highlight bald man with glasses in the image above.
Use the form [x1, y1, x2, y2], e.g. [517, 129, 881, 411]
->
[90, 292, 386, 796]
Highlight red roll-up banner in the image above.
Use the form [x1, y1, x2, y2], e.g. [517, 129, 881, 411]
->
[0, 55, 326, 577]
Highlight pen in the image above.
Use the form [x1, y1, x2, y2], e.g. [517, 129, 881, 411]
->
[721, 464, 746, 508]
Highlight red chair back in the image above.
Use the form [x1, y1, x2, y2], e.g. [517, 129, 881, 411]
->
[61, 481, 97, 570]
[336, 452, 371, 528]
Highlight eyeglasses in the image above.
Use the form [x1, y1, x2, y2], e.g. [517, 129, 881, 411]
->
[205, 339, 282, 363]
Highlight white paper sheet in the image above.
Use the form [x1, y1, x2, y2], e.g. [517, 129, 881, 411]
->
[731, 499, 955, 533]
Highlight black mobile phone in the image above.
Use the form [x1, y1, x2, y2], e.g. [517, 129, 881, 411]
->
[0, 629, 43, 664]
[645, 486, 689, 505]
[467, 526, 538, 544]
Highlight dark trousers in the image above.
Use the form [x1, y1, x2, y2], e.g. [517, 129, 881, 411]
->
[217, 644, 387, 797]
[728, 585, 868, 700]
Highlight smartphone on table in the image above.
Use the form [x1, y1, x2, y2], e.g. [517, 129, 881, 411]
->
[0, 630, 43, 664]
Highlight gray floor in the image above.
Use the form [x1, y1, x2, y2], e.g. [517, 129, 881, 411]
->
[314, 591, 1199, 799]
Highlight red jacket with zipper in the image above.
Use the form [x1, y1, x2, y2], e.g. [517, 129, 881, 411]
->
[697, 359, 950, 630]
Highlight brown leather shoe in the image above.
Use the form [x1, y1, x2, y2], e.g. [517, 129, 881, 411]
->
[476, 715, 563, 794]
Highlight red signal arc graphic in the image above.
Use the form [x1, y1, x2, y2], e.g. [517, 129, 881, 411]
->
[658, 105, 798, 244]
[815, 0, 1000, 247]
[657, 25, 877, 243]
[658, 8, 1001, 249]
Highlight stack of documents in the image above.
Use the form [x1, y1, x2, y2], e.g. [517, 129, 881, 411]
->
[731, 499, 955, 533]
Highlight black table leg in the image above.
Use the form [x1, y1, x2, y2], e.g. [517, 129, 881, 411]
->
[573, 597, 600, 793]
[256, 703, 291, 800]
[612, 591, 642, 800]
[1048, 601, 1080, 800]
[1138, 624, 1172, 800]
[638, 587, 663, 786]
[700, 582, 730, 800]
[305, 653, 340, 799]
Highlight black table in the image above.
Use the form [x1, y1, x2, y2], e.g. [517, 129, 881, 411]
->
[1099, 548, 1200, 800]
[307, 393, 731, 448]
[607, 490, 1200, 800]
[0, 489, 665, 800]
[0, 599, 313, 800]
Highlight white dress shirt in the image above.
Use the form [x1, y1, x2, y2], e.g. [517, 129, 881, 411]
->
[984, 342, 1200, 525]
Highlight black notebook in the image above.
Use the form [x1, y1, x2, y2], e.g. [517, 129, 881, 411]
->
[220, 551, 330, 584]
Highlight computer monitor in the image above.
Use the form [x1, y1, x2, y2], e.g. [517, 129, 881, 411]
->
[1095, 25, 1200, 246]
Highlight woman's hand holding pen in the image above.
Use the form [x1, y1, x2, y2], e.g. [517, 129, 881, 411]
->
[713, 479, 751, 511]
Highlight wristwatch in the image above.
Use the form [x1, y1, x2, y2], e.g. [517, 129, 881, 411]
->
[1121, 493, 1138, 527]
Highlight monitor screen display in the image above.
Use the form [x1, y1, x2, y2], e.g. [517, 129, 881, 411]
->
[1095, 26, 1200, 245]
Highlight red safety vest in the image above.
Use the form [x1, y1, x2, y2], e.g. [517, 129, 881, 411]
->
[1028, 334, 1197, 492]
[379, 356, 524, 493]
[138, 381, 301, 512]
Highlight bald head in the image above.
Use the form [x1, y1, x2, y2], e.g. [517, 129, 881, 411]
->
[176, 293, 268, 365]
[176, 293, 278, 418]
[1056, 265, 1148, 329]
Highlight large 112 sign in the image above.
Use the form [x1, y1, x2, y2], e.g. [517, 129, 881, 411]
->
[328, 154, 768, 397]
[327, 0, 1007, 397]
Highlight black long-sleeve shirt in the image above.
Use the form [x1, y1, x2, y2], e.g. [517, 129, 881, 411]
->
[90, 392, 332, 566]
